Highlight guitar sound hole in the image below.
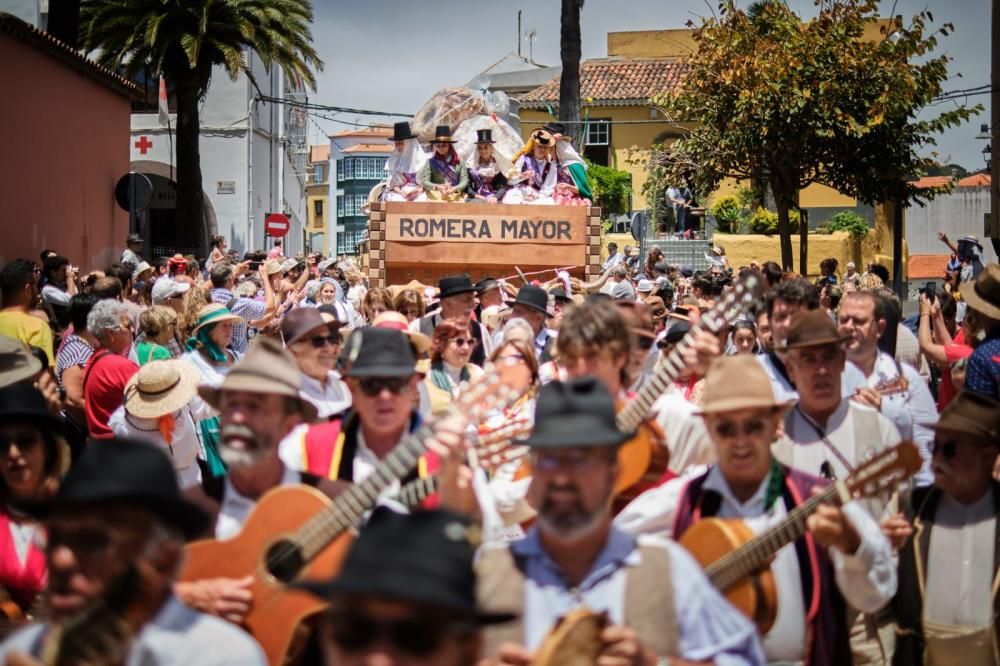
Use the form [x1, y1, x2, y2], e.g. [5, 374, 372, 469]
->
[265, 539, 305, 583]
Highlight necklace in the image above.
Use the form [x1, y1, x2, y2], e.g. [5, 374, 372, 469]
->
[125, 413, 159, 432]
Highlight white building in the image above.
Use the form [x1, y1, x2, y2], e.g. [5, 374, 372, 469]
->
[129, 56, 308, 260]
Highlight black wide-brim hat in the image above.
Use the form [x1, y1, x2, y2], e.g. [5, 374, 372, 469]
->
[0, 383, 66, 434]
[344, 327, 417, 378]
[390, 121, 417, 142]
[295, 508, 515, 625]
[433, 124, 456, 143]
[542, 121, 567, 137]
[513, 284, 549, 316]
[522, 377, 632, 449]
[438, 274, 477, 299]
[28, 437, 210, 539]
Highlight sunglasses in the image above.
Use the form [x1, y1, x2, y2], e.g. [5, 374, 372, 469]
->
[711, 418, 768, 439]
[450, 338, 476, 348]
[327, 610, 472, 657]
[636, 336, 655, 351]
[932, 439, 958, 459]
[357, 376, 411, 396]
[309, 334, 341, 348]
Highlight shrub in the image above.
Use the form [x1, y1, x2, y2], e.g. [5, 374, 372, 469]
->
[821, 211, 870, 241]
[709, 195, 743, 233]
[747, 208, 800, 235]
[588, 163, 633, 217]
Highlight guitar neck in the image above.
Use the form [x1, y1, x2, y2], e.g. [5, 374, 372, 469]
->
[705, 483, 841, 591]
[295, 425, 432, 561]
[399, 475, 437, 509]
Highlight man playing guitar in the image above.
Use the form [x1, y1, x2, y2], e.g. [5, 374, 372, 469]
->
[476, 377, 763, 665]
[616, 355, 896, 665]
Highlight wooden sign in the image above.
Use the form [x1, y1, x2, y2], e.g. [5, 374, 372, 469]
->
[384, 202, 586, 245]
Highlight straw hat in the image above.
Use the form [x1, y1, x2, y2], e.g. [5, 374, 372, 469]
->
[124, 360, 200, 419]
[696, 355, 791, 415]
[372, 311, 431, 355]
[960, 263, 1000, 321]
[191, 303, 243, 337]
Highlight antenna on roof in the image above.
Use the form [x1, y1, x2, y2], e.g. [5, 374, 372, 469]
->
[526, 28, 537, 64]
[518, 10, 522, 57]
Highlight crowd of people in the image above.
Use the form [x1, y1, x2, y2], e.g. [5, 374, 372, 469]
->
[0, 228, 998, 666]
[381, 121, 592, 207]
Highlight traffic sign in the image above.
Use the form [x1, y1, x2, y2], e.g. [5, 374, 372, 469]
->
[114, 173, 153, 212]
[265, 212, 290, 237]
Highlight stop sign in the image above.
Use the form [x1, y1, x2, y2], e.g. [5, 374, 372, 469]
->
[265, 212, 290, 237]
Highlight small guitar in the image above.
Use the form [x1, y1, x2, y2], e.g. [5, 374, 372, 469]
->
[533, 607, 607, 666]
[179, 365, 527, 665]
[613, 274, 761, 508]
[679, 440, 922, 633]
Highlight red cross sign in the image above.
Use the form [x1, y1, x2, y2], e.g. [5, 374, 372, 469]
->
[134, 136, 153, 154]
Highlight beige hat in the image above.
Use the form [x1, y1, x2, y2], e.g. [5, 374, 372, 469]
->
[199, 336, 317, 421]
[372, 311, 431, 355]
[696, 355, 790, 415]
[960, 263, 1000, 321]
[264, 259, 284, 276]
[0, 336, 42, 388]
[124, 360, 200, 419]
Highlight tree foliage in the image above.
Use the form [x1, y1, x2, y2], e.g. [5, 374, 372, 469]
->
[588, 163, 632, 217]
[651, 0, 980, 270]
[80, 0, 323, 251]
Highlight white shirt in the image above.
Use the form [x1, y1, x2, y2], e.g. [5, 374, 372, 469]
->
[615, 466, 897, 663]
[925, 491, 996, 627]
[299, 371, 351, 419]
[0, 595, 265, 665]
[650, 386, 715, 475]
[216, 464, 300, 540]
[780, 399, 901, 482]
[863, 351, 938, 485]
[757, 353, 868, 405]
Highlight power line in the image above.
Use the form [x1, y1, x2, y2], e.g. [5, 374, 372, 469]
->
[255, 94, 413, 118]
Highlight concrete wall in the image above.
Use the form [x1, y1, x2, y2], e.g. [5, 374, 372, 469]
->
[904, 187, 997, 264]
[1, 35, 130, 270]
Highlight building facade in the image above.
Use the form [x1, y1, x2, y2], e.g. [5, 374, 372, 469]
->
[329, 127, 391, 256]
[129, 55, 308, 260]
[306, 144, 330, 254]
[0, 13, 133, 270]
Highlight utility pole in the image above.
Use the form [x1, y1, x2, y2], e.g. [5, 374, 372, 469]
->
[992, 0, 999, 260]
[518, 10, 522, 57]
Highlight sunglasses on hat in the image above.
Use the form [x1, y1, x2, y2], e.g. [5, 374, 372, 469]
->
[327, 608, 474, 657]
[357, 376, 411, 397]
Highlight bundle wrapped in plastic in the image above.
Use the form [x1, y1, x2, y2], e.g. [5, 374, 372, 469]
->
[411, 78, 514, 144]
[453, 114, 523, 172]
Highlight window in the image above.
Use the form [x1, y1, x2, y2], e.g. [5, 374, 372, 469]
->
[313, 164, 325, 183]
[314, 200, 324, 218]
[586, 119, 611, 146]
[336, 195, 345, 217]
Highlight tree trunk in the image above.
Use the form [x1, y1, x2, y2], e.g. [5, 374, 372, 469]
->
[798, 206, 809, 277]
[173, 74, 206, 255]
[559, 0, 583, 128]
[774, 191, 794, 271]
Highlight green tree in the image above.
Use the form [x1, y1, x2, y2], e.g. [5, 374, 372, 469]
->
[588, 163, 632, 217]
[652, 0, 979, 271]
[80, 0, 323, 252]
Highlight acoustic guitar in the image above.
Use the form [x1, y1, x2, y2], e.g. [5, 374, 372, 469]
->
[613, 274, 761, 509]
[178, 368, 525, 665]
[0, 590, 44, 641]
[679, 441, 921, 633]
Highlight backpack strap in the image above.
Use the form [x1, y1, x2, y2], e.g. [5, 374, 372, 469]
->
[299, 471, 322, 488]
[476, 547, 526, 657]
[624, 545, 678, 657]
[82, 350, 112, 390]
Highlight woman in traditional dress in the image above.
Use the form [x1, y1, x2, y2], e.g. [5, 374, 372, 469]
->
[0, 384, 69, 621]
[465, 129, 511, 204]
[381, 122, 429, 203]
[547, 122, 593, 206]
[182, 304, 242, 478]
[502, 128, 558, 205]
[421, 125, 468, 202]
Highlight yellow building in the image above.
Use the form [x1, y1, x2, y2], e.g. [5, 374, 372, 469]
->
[306, 145, 330, 254]
[518, 30, 862, 219]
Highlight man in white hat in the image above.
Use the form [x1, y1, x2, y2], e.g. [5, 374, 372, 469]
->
[616, 354, 896, 665]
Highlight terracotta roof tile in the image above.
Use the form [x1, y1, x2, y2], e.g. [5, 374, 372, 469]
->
[518, 57, 687, 108]
[343, 143, 392, 154]
[908, 254, 950, 280]
[331, 126, 393, 139]
[0, 13, 139, 99]
[957, 173, 990, 188]
[908, 175, 954, 190]
[309, 145, 330, 163]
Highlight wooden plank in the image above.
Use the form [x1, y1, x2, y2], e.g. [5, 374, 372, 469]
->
[385, 240, 585, 268]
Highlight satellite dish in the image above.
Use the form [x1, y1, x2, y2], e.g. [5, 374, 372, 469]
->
[630, 211, 648, 242]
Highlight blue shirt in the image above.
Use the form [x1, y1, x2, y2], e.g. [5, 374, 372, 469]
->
[965, 335, 1000, 397]
[508, 526, 764, 664]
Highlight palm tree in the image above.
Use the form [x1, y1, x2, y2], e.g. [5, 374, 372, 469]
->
[80, 0, 323, 252]
[559, 0, 584, 131]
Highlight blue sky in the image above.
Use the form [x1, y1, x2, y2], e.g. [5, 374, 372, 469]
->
[309, 0, 991, 171]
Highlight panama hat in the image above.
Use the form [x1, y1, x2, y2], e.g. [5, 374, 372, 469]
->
[124, 360, 200, 419]
[959, 263, 1000, 321]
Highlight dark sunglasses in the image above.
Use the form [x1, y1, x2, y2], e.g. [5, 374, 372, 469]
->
[327, 610, 473, 657]
[357, 376, 410, 396]
[309, 334, 341, 348]
[636, 336, 655, 351]
[932, 439, 958, 459]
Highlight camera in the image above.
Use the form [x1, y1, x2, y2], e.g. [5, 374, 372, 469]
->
[249, 261, 262, 271]
[918, 281, 937, 303]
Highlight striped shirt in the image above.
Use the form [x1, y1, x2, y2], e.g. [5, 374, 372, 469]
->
[55, 334, 94, 386]
[210, 288, 266, 354]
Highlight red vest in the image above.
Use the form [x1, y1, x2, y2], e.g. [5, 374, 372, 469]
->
[0, 509, 46, 612]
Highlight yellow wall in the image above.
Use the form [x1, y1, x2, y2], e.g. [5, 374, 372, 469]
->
[306, 184, 329, 254]
[607, 30, 697, 58]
